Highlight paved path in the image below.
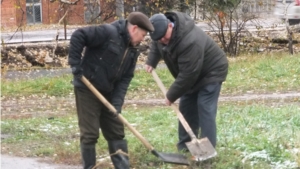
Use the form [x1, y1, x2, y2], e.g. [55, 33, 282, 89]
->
[1, 18, 286, 44]
[1, 154, 81, 169]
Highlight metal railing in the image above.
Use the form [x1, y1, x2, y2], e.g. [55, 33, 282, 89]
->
[190, 0, 277, 19]
[238, 0, 276, 17]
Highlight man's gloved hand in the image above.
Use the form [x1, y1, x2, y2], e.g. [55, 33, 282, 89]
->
[107, 107, 121, 117]
[71, 65, 83, 79]
[110, 105, 121, 117]
[114, 106, 122, 114]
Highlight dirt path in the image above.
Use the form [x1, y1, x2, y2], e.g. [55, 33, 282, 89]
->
[1, 92, 300, 119]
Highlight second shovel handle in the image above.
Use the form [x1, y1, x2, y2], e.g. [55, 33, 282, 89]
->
[151, 70, 198, 140]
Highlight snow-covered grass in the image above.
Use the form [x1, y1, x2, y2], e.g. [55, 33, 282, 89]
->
[1, 104, 299, 168]
[1, 51, 300, 168]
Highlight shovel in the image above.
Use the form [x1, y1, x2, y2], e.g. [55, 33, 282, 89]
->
[80, 76, 189, 165]
[151, 70, 217, 161]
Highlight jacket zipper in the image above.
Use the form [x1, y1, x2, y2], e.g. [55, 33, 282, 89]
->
[113, 43, 130, 82]
[117, 48, 129, 75]
[113, 41, 138, 82]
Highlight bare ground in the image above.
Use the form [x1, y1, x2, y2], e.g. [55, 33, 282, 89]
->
[1, 92, 300, 119]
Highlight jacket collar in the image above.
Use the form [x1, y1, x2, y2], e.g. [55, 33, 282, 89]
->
[111, 20, 131, 46]
[164, 12, 194, 50]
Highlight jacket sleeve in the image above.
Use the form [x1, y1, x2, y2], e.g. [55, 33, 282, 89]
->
[166, 43, 203, 102]
[109, 54, 137, 113]
[146, 41, 162, 68]
[68, 25, 108, 67]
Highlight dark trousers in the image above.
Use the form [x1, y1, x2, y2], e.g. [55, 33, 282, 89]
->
[74, 87, 125, 144]
[177, 82, 222, 150]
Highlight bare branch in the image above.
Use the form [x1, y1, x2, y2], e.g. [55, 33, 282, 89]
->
[58, 9, 70, 26]
[8, 0, 25, 43]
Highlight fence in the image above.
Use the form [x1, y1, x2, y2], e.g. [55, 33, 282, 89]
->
[239, 0, 276, 17]
[190, 0, 277, 20]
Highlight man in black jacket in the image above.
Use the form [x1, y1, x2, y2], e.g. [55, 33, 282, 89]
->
[146, 12, 228, 152]
[68, 12, 154, 169]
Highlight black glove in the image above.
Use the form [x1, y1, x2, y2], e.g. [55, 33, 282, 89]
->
[107, 107, 120, 117]
[71, 65, 83, 79]
[110, 105, 121, 117]
[115, 107, 121, 114]
[113, 105, 121, 114]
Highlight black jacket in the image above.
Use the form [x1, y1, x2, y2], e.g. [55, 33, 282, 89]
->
[147, 12, 228, 103]
[68, 20, 139, 112]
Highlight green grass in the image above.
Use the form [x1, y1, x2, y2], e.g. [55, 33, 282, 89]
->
[1, 74, 73, 97]
[1, 53, 300, 168]
[1, 104, 299, 168]
[223, 53, 300, 94]
[1, 53, 300, 98]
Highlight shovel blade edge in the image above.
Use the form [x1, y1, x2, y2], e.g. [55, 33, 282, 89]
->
[151, 150, 190, 165]
[186, 137, 217, 161]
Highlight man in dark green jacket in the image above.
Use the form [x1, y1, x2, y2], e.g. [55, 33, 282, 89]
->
[69, 12, 154, 169]
[146, 11, 228, 151]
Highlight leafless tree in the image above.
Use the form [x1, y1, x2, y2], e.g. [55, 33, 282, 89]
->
[85, 0, 117, 24]
[50, 0, 80, 40]
[5, 0, 26, 43]
[283, 0, 294, 55]
[201, 0, 261, 56]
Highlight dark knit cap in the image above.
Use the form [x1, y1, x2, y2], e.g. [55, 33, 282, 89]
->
[127, 12, 154, 32]
[149, 14, 169, 41]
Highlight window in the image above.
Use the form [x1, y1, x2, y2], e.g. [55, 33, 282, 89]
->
[26, 0, 42, 24]
[275, 0, 294, 3]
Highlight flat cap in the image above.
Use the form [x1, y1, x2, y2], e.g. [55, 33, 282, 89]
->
[127, 12, 154, 32]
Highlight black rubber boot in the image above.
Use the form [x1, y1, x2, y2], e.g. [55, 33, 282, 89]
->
[108, 140, 130, 169]
[80, 143, 96, 169]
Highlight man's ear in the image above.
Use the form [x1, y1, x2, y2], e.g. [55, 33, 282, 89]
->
[132, 25, 139, 32]
[128, 25, 134, 34]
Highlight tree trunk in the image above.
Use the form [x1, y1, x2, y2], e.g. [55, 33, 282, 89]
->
[116, 0, 124, 19]
[287, 27, 294, 55]
[194, 1, 197, 20]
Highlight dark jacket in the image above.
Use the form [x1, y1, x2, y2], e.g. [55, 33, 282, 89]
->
[146, 12, 228, 103]
[68, 20, 139, 112]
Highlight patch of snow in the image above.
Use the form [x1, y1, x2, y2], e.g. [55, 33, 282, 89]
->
[290, 148, 300, 154]
[64, 142, 71, 146]
[39, 124, 64, 132]
[242, 150, 299, 169]
[271, 160, 298, 169]
[242, 150, 270, 162]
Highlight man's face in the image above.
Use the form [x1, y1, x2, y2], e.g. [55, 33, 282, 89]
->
[158, 23, 172, 45]
[129, 25, 147, 46]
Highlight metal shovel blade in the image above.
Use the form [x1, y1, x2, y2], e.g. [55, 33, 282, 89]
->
[185, 137, 217, 161]
[151, 150, 190, 165]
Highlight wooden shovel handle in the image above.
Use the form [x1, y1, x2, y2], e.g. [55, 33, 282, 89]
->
[81, 76, 154, 151]
[151, 70, 198, 140]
